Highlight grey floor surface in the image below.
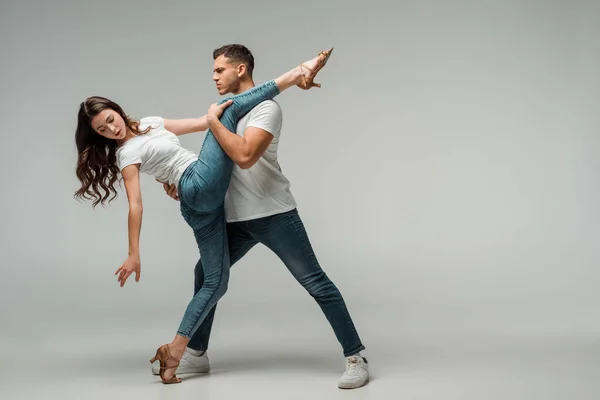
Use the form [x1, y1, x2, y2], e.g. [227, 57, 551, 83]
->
[2, 307, 599, 400]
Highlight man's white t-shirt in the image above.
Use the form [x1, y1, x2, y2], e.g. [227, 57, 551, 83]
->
[115, 116, 197, 187]
[224, 100, 297, 222]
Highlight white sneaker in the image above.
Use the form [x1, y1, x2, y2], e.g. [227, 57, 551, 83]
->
[338, 356, 369, 389]
[151, 349, 210, 375]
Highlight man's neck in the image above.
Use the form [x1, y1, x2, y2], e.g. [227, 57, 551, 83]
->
[232, 79, 255, 95]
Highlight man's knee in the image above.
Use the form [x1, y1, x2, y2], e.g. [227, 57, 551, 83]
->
[299, 270, 340, 302]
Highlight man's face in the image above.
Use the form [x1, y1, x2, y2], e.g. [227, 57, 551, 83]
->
[212, 55, 242, 95]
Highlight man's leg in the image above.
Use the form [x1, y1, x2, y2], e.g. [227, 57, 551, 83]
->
[249, 209, 365, 357]
[249, 209, 369, 388]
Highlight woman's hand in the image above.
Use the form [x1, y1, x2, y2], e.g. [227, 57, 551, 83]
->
[115, 254, 141, 287]
[206, 100, 233, 124]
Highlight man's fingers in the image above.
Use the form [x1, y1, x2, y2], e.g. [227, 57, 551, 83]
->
[167, 184, 178, 199]
[220, 100, 233, 109]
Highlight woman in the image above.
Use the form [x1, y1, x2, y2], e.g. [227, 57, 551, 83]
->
[74, 48, 333, 384]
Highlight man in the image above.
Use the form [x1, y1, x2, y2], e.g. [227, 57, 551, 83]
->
[156, 44, 369, 389]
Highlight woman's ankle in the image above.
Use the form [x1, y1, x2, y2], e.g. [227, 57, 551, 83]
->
[274, 67, 302, 91]
[170, 335, 191, 356]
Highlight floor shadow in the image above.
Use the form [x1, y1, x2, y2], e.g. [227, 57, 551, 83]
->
[58, 348, 344, 377]
[209, 351, 342, 374]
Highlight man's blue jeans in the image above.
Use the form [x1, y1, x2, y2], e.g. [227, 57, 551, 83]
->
[188, 208, 366, 357]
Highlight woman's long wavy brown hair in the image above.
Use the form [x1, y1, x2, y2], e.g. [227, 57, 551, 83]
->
[74, 96, 149, 208]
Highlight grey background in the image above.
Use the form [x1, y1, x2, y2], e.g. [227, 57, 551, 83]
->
[1, 0, 599, 399]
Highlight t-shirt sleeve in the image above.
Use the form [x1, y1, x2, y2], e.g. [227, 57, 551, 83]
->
[116, 147, 142, 171]
[139, 116, 164, 131]
[245, 101, 282, 137]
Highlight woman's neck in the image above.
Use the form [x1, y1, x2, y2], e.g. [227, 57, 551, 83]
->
[116, 127, 138, 147]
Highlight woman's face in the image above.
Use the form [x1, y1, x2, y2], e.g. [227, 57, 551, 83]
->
[90, 108, 127, 140]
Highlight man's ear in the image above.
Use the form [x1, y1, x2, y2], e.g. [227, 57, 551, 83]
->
[236, 63, 247, 77]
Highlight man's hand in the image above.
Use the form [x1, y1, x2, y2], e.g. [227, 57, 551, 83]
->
[207, 100, 233, 124]
[156, 179, 179, 201]
[115, 254, 141, 287]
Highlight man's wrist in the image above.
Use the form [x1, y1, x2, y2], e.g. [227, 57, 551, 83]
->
[208, 117, 221, 129]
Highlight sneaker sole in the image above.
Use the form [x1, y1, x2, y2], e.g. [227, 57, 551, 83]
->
[338, 377, 369, 389]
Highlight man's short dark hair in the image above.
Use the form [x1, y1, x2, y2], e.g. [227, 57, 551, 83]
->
[213, 44, 255, 77]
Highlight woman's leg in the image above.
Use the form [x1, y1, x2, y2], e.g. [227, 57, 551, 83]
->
[177, 206, 230, 340]
[156, 206, 230, 382]
[188, 221, 257, 352]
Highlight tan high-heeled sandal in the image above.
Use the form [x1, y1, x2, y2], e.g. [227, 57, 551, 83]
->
[149, 344, 182, 384]
[298, 47, 334, 90]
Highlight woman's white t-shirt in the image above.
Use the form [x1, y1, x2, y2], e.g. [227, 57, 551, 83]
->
[115, 116, 197, 187]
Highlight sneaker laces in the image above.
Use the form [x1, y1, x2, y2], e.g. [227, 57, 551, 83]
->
[345, 357, 361, 373]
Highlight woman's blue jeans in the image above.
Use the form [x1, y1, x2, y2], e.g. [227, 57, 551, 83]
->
[176, 80, 280, 338]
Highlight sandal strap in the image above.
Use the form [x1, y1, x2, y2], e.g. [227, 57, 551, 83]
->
[160, 362, 180, 370]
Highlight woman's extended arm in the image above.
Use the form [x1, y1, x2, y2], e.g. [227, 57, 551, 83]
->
[164, 116, 209, 135]
[115, 164, 143, 287]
